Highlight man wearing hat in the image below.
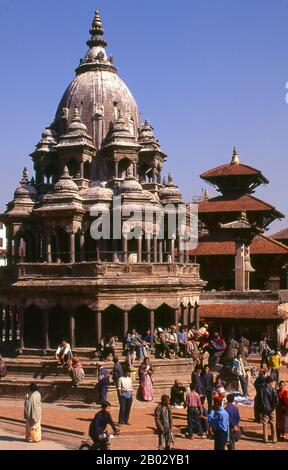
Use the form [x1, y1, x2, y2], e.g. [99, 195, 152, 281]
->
[89, 401, 119, 449]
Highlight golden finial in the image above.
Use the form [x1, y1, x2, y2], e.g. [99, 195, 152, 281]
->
[230, 146, 240, 165]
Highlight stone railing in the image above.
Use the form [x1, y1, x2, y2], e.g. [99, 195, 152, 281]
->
[14, 262, 201, 280]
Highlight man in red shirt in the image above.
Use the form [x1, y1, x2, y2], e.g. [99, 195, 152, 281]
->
[184, 384, 205, 439]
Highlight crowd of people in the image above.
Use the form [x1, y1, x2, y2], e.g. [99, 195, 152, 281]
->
[1, 326, 288, 449]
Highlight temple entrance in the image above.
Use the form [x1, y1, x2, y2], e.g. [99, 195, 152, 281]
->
[128, 304, 150, 335]
[74, 305, 96, 347]
[24, 305, 43, 348]
[102, 305, 123, 340]
[154, 304, 175, 329]
[48, 306, 69, 348]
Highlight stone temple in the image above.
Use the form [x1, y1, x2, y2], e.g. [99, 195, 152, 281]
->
[0, 11, 205, 352]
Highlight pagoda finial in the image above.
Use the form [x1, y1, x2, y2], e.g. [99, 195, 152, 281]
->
[230, 146, 240, 165]
[167, 172, 173, 184]
[87, 10, 107, 49]
[20, 167, 29, 184]
[62, 166, 70, 179]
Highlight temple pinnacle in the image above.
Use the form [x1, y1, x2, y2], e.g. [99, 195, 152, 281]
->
[230, 146, 240, 165]
[87, 10, 107, 48]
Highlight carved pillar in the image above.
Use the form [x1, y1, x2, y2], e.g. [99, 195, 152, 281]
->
[182, 306, 188, 326]
[152, 166, 157, 183]
[14, 236, 20, 263]
[184, 249, 190, 264]
[115, 162, 119, 178]
[153, 236, 157, 263]
[43, 310, 50, 350]
[55, 232, 61, 263]
[137, 235, 142, 263]
[170, 237, 175, 263]
[46, 233, 52, 263]
[174, 308, 179, 332]
[113, 239, 118, 262]
[80, 231, 85, 262]
[69, 313, 75, 349]
[122, 237, 128, 263]
[146, 236, 151, 263]
[69, 231, 75, 264]
[235, 242, 245, 291]
[80, 161, 84, 179]
[194, 302, 199, 330]
[149, 310, 155, 347]
[96, 310, 102, 345]
[188, 305, 194, 326]
[123, 311, 128, 340]
[133, 162, 137, 178]
[7, 230, 13, 265]
[158, 240, 163, 263]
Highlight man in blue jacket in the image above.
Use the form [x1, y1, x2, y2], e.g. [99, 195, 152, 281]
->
[208, 397, 230, 450]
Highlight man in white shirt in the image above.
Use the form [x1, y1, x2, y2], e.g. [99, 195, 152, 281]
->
[166, 326, 179, 358]
[118, 368, 133, 425]
[55, 340, 72, 365]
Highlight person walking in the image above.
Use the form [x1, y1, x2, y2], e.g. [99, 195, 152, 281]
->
[208, 397, 230, 450]
[154, 395, 174, 450]
[269, 350, 281, 387]
[259, 337, 271, 370]
[24, 383, 42, 443]
[225, 394, 241, 450]
[96, 362, 110, 404]
[118, 368, 133, 425]
[191, 365, 205, 398]
[201, 364, 214, 411]
[260, 376, 279, 444]
[233, 352, 248, 397]
[184, 384, 205, 439]
[138, 357, 154, 401]
[254, 368, 267, 422]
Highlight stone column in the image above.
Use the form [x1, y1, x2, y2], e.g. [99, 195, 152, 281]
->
[96, 311, 102, 345]
[235, 242, 245, 291]
[174, 308, 179, 332]
[7, 233, 13, 266]
[46, 234, 52, 263]
[153, 236, 158, 263]
[182, 306, 188, 326]
[113, 239, 118, 262]
[115, 162, 119, 178]
[55, 232, 61, 263]
[170, 237, 175, 263]
[80, 162, 84, 179]
[43, 310, 50, 351]
[133, 162, 137, 178]
[146, 236, 151, 263]
[149, 310, 155, 347]
[184, 249, 190, 264]
[188, 305, 194, 326]
[123, 311, 128, 340]
[80, 231, 85, 262]
[152, 166, 157, 183]
[122, 237, 128, 263]
[158, 240, 163, 263]
[137, 235, 142, 263]
[69, 231, 75, 264]
[194, 302, 200, 330]
[69, 313, 75, 349]
[14, 236, 20, 263]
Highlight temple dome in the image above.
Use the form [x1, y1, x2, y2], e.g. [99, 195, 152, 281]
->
[53, 12, 140, 150]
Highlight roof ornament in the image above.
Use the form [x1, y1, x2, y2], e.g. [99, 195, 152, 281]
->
[20, 167, 29, 185]
[87, 10, 107, 49]
[230, 146, 240, 165]
[167, 172, 174, 184]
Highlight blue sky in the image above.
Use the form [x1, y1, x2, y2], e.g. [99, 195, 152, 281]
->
[1, 0, 288, 232]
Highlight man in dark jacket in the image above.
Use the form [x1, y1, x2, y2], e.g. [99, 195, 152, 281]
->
[154, 395, 174, 450]
[260, 376, 279, 443]
[191, 365, 205, 397]
[201, 364, 214, 411]
[90, 401, 119, 449]
[254, 368, 267, 422]
[170, 380, 186, 407]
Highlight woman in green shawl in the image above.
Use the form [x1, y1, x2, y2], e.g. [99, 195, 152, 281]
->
[24, 383, 42, 443]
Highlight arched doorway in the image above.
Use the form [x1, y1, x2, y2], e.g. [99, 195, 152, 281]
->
[74, 305, 96, 347]
[154, 304, 175, 329]
[24, 305, 43, 348]
[128, 304, 150, 335]
[48, 306, 69, 348]
[102, 305, 123, 340]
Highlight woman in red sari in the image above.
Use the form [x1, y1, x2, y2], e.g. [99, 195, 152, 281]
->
[138, 357, 154, 401]
[276, 381, 288, 440]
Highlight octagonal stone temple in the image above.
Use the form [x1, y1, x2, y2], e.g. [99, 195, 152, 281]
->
[0, 11, 205, 352]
